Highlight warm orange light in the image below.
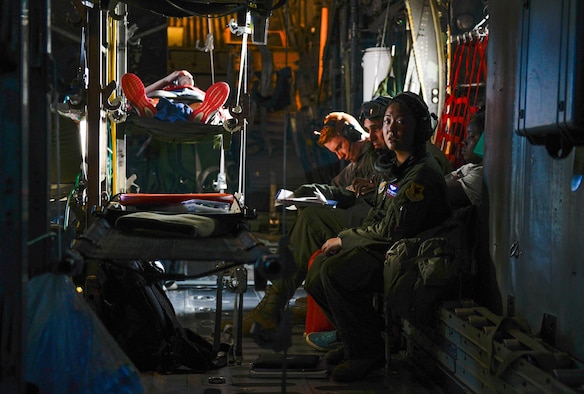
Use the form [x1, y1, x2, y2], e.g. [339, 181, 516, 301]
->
[168, 26, 184, 47]
[318, 7, 328, 87]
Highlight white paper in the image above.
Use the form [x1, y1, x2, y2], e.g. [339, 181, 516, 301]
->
[274, 189, 336, 210]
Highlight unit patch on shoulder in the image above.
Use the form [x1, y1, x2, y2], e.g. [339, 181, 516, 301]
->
[405, 182, 424, 202]
[386, 183, 399, 198]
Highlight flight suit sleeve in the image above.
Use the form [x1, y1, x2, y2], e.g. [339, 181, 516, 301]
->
[331, 142, 377, 188]
[456, 164, 483, 206]
[330, 162, 357, 188]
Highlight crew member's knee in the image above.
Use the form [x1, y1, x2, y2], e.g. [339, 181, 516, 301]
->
[304, 254, 325, 294]
[304, 265, 320, 294]
[308, 256, 342, 293]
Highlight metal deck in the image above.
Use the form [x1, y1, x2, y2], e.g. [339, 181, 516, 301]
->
[139, 264, 454, 393]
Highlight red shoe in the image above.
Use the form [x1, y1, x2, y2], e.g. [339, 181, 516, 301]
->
[189, 81, 230, 123]
[121, 73, 157, 117]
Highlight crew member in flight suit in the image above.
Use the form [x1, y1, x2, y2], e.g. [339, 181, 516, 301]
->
[238, 98, 391, 335]
[304, 91, 452, 382]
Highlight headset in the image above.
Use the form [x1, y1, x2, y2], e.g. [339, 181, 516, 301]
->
[359, 96, 392, 123]
[340, 122, 363, 142]
[318, 120, 363, 143]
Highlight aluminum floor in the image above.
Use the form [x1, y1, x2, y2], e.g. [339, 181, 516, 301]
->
[139, 261, 456, 394]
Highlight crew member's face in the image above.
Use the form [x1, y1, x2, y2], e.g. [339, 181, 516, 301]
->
[383, 102, 416, 152]
[461, 120, 482, 163]
[323, 136, 357, 162]
[363, 118, 385, 151]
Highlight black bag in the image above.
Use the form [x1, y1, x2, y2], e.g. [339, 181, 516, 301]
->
[96, 260, 215, 372]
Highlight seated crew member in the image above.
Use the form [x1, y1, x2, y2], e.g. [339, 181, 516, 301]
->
[334, 102, 454, 199]
[234, 97, 392, 335]
[120, 70, 230, 124]
[304, 92, 451, 382]
[323, 97, 393, 202]
[445, 110, 485, 209]
[304, 111, 485, 351]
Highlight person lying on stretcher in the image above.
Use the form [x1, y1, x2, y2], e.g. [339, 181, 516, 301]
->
[121, 70, 230, 124]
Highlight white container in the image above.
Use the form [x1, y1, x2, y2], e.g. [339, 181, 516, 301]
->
[362, 47, 392, 102]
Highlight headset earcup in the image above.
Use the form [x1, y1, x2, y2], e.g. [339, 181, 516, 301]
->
[342, 124, 362, 142]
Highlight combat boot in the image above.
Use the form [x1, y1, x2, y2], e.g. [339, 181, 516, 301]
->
[240, 286, 286, 334]
[223, 285, 306, 336]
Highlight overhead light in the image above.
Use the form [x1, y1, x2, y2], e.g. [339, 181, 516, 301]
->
[431, 88, 439, 103]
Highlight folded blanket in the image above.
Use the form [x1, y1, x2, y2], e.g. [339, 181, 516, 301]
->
[115, 212, 232, 238]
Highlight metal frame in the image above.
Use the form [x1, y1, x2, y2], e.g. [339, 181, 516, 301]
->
[1, 0, 51, 391]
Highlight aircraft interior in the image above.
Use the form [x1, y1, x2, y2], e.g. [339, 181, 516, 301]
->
[2, 0, 584, 393]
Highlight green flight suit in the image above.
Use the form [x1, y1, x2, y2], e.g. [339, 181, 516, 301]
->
[304, 152, 451, 360]
[294, 141, 378, 208]
[271, 142, 379, 302]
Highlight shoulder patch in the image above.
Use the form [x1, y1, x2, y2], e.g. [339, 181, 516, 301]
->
[405, 182, 425, 202]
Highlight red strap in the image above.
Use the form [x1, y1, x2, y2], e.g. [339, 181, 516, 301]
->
[435, 33, 489, 167]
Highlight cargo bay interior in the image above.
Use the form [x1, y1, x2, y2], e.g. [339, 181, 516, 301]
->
[2, 0, 584, 393]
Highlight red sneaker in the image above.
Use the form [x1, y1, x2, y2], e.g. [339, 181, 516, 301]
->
[121, 73, 157, 117]
[189, 81, 230, 123]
